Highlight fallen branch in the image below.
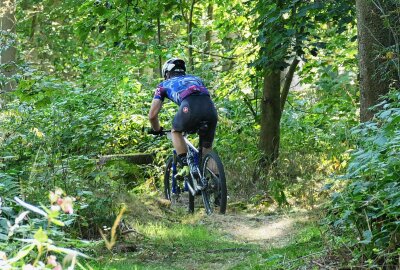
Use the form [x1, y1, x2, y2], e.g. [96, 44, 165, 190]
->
[97, 153, 154, 165]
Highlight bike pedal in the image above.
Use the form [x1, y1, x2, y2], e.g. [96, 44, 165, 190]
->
[198, 178, 208, 190]
[193, 183, 206, 194]
[196, 184, 206, 191]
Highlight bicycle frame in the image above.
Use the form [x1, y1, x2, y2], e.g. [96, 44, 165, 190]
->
[160, 128, 227, 215]
[167, 132, 202, 196]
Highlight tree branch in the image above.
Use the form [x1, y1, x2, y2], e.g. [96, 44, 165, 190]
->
[180, 0, 188, 24]
[180, 44, 237, 60]
[243, 96, 257, 121]
[280, 57, 299, 112]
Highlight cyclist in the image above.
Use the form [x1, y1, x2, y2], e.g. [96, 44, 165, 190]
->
[148, 58, 218, 183]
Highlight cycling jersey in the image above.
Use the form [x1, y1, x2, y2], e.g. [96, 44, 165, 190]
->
[153, 74, 210, 105]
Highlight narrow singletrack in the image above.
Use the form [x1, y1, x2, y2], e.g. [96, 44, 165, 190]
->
[102, 199, 317, 270]
[202, 211, 309, 247]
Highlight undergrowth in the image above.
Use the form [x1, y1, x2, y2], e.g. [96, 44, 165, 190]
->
[326, 91, 400, 268]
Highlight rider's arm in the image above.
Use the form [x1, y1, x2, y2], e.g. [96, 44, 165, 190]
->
[149, 99, 163, 131]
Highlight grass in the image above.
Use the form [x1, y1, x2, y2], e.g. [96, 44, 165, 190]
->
[91, 221, 258, 270]
[89, 211, 325, 270]
[230, 224, 325, 269]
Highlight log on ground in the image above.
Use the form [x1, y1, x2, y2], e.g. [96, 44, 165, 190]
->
[98, 153, 154, 165]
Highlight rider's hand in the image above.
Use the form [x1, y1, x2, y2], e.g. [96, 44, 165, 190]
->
[150, 126, 164, 136]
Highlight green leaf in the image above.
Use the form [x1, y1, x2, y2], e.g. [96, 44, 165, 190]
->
[0, 233, 8, 241]
[360, 230, 372, 244]
[34, 228, 48, 243]
[7, 244, 35, 263]
[50, 218, 65, 227]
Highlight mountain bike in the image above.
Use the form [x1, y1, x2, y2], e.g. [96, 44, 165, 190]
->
[149, 122, 227, 215]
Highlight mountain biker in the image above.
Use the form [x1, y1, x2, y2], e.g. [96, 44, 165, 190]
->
[148, 58, 218, 180]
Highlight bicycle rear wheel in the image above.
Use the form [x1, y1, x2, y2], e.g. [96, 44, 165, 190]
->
[164, 156, 194, 213]
[201, 151, 227, 214]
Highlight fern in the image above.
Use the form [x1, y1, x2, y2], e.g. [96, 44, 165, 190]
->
[0, 173, 19, 198]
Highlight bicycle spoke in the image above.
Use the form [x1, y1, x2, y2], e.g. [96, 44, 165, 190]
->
[164, 156, 195, 213]
[201, 152, 227, 215]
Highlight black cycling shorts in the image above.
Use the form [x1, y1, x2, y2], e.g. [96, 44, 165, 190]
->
[172, 95, 218, 148]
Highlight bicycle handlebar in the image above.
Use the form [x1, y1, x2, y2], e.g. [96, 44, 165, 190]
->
[143, 127, 171, 136]
[143, 127, 198, 139]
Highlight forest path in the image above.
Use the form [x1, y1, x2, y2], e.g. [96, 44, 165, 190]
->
[161, 196, 310, 247]
[163, 210, 318, 270]
[201, 211, 309, 247]
[96, 202, 322, 270]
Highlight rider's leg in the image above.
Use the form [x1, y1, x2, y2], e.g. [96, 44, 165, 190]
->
[201, 106, 218, 174]
[171, 130, 190, 170]
[171, 129, 197, 178]
[172, 98, 191, 165]
[171, 129, 187, 155]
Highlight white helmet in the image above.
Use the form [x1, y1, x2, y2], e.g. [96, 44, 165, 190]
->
[162, 58, 186, 79]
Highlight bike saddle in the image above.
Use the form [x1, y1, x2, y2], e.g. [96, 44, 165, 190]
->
[197, 121, 209, 136]
[186, 121, 209, 135]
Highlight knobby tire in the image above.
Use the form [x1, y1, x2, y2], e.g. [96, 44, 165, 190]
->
[164, 156, 194, 213]
[201, 151, 227, 214]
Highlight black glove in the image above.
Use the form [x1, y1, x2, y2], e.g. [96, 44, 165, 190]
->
[149, 126, 164, 136]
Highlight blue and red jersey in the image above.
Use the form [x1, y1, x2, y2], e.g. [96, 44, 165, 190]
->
[153, 74, 210, 105]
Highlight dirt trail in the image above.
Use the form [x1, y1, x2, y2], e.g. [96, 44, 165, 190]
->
[124, 198, 313, 269]
[167, 196, 308, 247]
[202, 211, 308, 247]
[167, 211, 311, 270]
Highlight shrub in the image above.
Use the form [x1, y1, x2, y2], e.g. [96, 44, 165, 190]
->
[327, 91, 400, 268]
[0, 189, 90, 269]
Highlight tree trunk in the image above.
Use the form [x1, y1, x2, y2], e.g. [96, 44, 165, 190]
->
[204, 2, 213, 57]
[356, 0, 393, 122]
[0, 0, 17, 92]
[187, 0, 196, 72]
[260, 70, 281, 165]
[157, 16, 162, 78]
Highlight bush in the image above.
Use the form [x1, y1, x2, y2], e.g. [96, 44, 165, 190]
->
[0, 72, 152, 238]
[326, 91, 400, 268]
[0, 189, 90, 269]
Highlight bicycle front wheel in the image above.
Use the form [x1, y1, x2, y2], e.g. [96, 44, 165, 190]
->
[164, 156, 177, 202]
[201, 151, 227, 214]
[164, 156, 194, 213]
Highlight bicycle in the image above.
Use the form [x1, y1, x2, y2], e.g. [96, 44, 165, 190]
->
[148, 122, 227, 215]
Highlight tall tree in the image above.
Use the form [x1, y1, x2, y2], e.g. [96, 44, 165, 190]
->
[204, 1, 213, 57]
[180, 0, 198, 71]
[254, 0, 354, 166]
[259, 69, 282, 164]
[356, 0, 396, 122]
[0, 0, 17, 92]
[157, 16, 162, 77]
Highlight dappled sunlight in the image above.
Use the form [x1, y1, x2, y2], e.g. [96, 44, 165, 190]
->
[135, 221, 211, 241]
[136, 223, 172, 238]
[205, 213, 308, 246]
[3, 0, 397, 267]
[228, 217, 295, 242]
